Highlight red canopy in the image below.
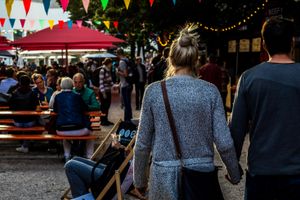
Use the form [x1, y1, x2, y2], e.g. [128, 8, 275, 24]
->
[0, 36, 13, 50]
[12, 22, 124, 50]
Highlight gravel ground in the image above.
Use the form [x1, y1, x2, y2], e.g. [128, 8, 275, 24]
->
[0, 91, 248, 200]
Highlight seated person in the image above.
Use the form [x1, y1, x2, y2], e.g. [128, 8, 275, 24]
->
[53, 77, 93, 161]
[0, 67, 18, 94]
[9, 75, 39, 153]
[73, 72, 100, 111]
[49, 77, 62, 109]
[31, 73, 53, 106]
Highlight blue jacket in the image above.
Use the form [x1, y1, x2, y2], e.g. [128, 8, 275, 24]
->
[53, 91, 91, 130]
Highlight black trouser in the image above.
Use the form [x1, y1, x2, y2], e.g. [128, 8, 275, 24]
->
[245, 171, 300, 200]
[99, 91, 112, 123]
[135, 82, 145, 109]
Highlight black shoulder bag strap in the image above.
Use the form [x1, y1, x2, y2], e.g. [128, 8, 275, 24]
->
[160, 80, 182, 160]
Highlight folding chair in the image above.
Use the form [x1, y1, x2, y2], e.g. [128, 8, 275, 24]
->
[61, 119, 123, 200]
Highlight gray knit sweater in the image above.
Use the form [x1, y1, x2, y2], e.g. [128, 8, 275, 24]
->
[133, 75, 240, 200]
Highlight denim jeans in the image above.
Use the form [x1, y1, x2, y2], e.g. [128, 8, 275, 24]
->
[245, 171, 300, 200]
[121, 85, 132, 121]
[14, 120, 36, 148]
[65, 156, 106, 198]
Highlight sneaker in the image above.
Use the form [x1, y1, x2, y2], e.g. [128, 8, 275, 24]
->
[16, 146, 29, 153]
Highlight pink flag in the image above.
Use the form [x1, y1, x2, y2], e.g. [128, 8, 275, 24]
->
[82, 0, 90, 13]
[20, 19, 26, 28]
[23, 0, 32, 15]
[76, 20, 82, 28]
[29, 20, 35, 29]
[60, 0, 69, 12]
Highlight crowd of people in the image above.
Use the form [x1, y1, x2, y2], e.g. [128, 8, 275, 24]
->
[1, 16, 299, 200]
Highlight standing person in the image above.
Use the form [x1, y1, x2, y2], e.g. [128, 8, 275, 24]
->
[217, 58, 230, 112]
[133, 24, 241, 200]
[198, 53, 222, 92]
[116, 48, 132, 122]
[99, 58, 114, 126]
[229, 17, 300, 200]
[134, 56, 147, 110]
[73, 73, 100, 111]
[153, 47, 169, 82]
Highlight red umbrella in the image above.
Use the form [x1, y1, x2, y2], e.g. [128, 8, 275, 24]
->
[0, 36, 13, 50]
[12, 22, 124, 68]
[12, 22, 124, 47]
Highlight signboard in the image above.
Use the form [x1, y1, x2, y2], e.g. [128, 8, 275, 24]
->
[239, 39, 250, 52]
[252, 38, 261, 52]
[228, 40, 236, 53]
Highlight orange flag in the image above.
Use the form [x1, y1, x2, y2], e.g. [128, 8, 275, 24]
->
[6, 0, 14, 17]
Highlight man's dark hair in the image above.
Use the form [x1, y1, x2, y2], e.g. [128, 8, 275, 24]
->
[162, 47, 170, 58]
[261, 16, 295, 56]
[5, 67, 15, 77]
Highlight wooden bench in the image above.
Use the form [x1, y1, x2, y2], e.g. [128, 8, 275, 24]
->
[0, 134, 98, 140]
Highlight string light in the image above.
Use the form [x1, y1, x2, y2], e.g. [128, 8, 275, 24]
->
[196, 0, 268, 32]
[157, 33, 173, 47]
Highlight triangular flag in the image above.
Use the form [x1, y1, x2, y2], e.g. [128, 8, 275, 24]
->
[43, 0, 51, 14]
[101, 0, 109, 10]
[29, 19, 35, 28]
[20, 19, 26, 28]
[124, 0, 130, 9]
[82, 0, 90, 13]
[60, 0, 69, 12]
[48, 20, 54, 29]
[5, 0, 14, 17]
[172, 0, 176, 5]
[23, 0, 32, 15]
[58, 20, 64, 29]
[113, 21, 118, 29]
[149, 0, 154, 7]
[103, 21, 110, 29]
[67, 20, 73, 29]
[76, 20, 82, 28]
[39, 19, 45, 29]
[9, 18, 15, 28]
[0, 18, 6, 27]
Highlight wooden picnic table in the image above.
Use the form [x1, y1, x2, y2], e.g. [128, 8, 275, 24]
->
[0, 110, 104, 117]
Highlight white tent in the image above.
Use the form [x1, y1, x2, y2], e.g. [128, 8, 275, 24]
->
[82, 53, 116, 59]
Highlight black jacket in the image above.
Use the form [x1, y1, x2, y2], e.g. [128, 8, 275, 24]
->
[54, 91, 91, 131]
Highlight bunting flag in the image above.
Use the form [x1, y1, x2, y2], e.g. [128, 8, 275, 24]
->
[20, 19, 26, 28]
[29, 19, 35, 28]
[5, 0, 14, 17]
[124, 0, 130, 9]
[172, 0, 176, 5]
[101, 0, 109, 10]
[9, 18, 15, 28]
[149, 0, 154, 7]
[76, 20, 82, 28]
[0, 18, 6, 27]
[103, 21, 110, 29]
[94, 20, 101, 25]
[48, 19, 54, 29]
[67, 20, 73, 29]
[60, 0, 69, 12]
[58, 20, 64, 29]
[23, 0, 32, 15]
[43, 0, 51, 14]
[82, 0, 90, 13]
[113, 21, 118, 29]
[39, 19, 45, 29]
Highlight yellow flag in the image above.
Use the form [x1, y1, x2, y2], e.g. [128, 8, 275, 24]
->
[6, 0, 14, 17]
[48, 20, 54, 29]
[123, 0, 130, 10]
[103, 21, 110, 29]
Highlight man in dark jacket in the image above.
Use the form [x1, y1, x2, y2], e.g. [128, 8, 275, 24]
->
[134, 57, 147, 110]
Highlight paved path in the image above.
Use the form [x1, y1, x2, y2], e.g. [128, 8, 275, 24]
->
[0, 90, 248, 200]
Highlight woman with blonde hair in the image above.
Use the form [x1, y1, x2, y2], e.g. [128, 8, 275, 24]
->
[133, 24, 241, 199]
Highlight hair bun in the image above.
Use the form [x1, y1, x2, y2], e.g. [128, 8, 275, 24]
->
[178, 25, 199, 48]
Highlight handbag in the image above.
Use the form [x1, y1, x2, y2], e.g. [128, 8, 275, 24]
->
[160, 80, 224, 200]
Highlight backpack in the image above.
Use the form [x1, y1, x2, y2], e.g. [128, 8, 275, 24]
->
[91, 67, 107, 87]
[122, 59, 136, 85]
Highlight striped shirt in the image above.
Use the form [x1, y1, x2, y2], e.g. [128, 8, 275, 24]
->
[99, 66, 113, 93]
